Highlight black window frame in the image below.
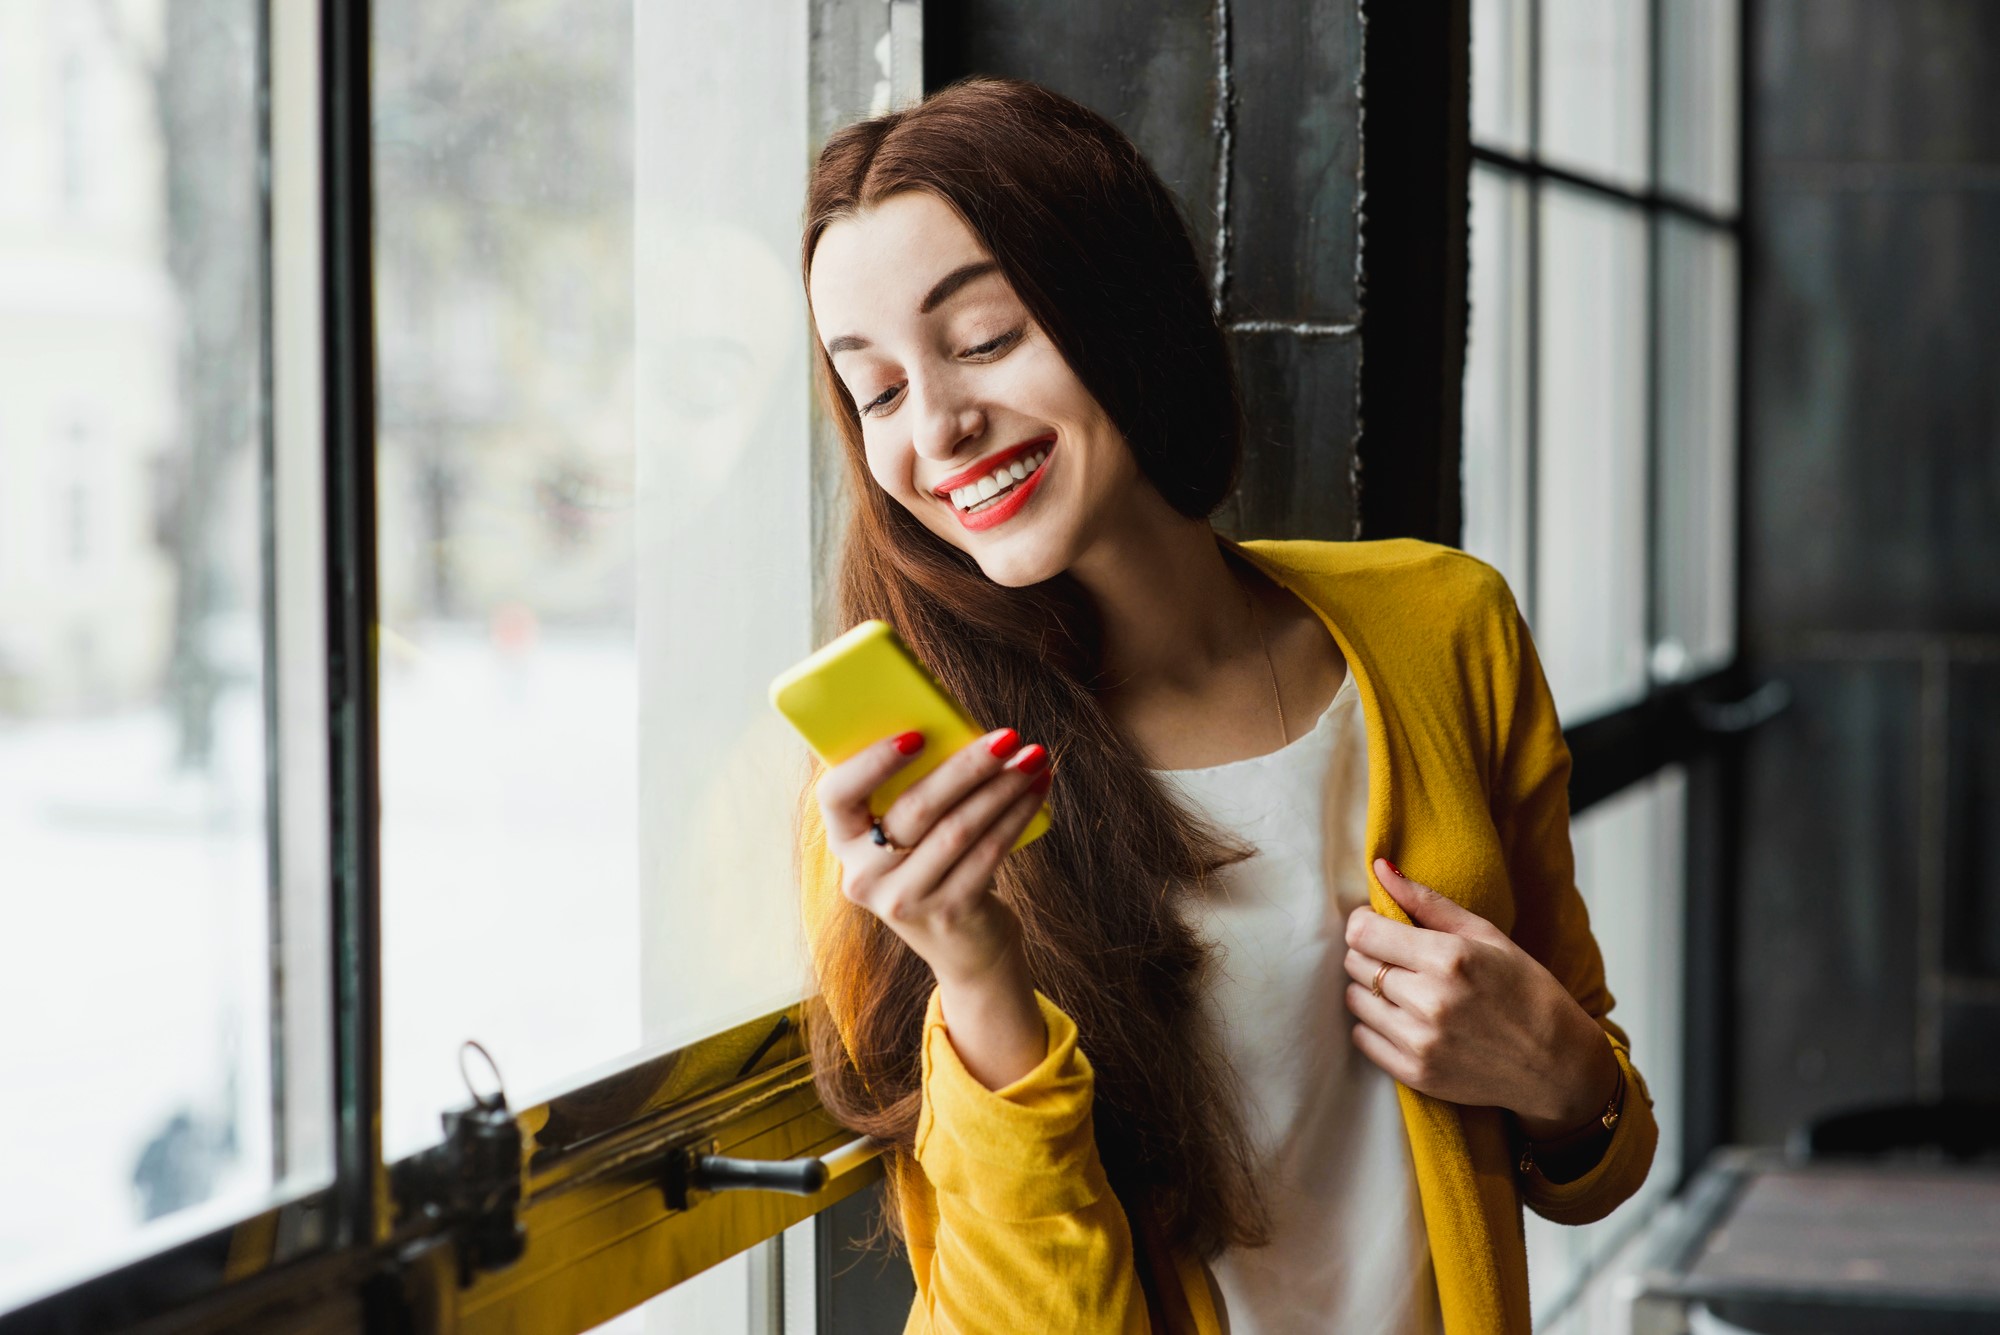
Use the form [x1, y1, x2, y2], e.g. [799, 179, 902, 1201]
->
[1461, 0, 1765, 820]
[1455, 1, 1783, 1320]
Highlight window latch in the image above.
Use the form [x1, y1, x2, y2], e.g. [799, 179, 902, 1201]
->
[393, 1039, 528, 1288]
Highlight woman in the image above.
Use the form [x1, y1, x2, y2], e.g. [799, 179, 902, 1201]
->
[792, 76, 1656, 1335]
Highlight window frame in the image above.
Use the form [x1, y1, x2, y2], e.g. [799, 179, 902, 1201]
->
[1468, 0, 1756, 821]
[1, 3, 907, 1332]
[1465, 2, 1771, 1323]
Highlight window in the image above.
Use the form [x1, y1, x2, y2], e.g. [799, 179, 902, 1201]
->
[370, 0, 822, 1162]
[0, 0, 318, 1310]
[1467, 0, 1743, 725]
[1466, 0, 1742, 1324]
[1522, 766, 1688, 1317]
[3, 2, 914, 1330]
[1535, 185, 1651, 718]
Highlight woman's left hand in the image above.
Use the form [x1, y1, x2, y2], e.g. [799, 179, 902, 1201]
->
[1343, 858, 1620, 1141]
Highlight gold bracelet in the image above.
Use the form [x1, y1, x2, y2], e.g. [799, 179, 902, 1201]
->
[1516, 1066, 1625, 1176]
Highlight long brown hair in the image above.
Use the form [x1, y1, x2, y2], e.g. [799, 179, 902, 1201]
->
[799, 76, 1271, 1261]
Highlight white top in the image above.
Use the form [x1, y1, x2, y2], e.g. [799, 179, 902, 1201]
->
[1149, 671, 1444, 1335]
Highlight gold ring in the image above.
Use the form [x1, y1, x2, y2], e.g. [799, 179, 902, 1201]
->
[1371, 962, 1392, 999]
[870, 816, 914, 856]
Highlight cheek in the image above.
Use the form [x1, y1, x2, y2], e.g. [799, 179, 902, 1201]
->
[861, 431, 918, 502]
[1011, 347, 1119, 451]
[1007, 343, 1084, 406]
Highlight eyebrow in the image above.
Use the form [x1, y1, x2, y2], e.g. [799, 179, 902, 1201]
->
[824, 260, 1002, 356]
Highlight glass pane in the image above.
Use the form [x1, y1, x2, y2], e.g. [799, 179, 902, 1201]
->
[1660, 0, 1740, 213]
[1534, 187, 1649, 723]
[269, 0, 337, 1195]
[1522, 767, 1687, 1325]
[1539, 0, 1651, 192]
[1464, 167, 1534, 613]
[1472, 0, 1532, 155]
[0, 0, 300, 1307]
[372, 1, 817, 1158]
[1654, 222, 1739, 683]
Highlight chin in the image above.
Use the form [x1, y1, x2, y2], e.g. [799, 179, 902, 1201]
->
[970, 545, 1064, 589]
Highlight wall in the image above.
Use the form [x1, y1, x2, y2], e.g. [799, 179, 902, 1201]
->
[924, 0, 1369, 542]
[1736, 0, 2000, 1141]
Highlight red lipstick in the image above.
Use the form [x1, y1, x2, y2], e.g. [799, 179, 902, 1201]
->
[956, 447, 1064, 531]
[931, 435, 1056, 497]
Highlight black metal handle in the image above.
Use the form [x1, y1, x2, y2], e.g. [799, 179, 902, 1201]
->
[665, 1135, 882, 1210]
[1688, 678, 1792, 735]
[689, 1154, 828, 1196]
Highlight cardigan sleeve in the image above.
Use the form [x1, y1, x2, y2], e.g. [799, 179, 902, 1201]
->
[903, 985, 1153, 1334]
[1483, 570, 1661, 1226]
[794, 788, 1153, 1334]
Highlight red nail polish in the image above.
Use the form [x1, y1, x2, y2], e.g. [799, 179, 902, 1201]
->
[1008, 744, 1048, 775]
[988, 728, 1022, 758]
[1384, 859, 1404, 878]
[893, 731, 924, 755]
[1031, 768, 1053, 793]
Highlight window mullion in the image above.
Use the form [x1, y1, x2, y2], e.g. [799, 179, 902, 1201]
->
[1644, 0, 1664, 675]
[1523, 0, 1542, 625]
[320, 0, 389, 1252]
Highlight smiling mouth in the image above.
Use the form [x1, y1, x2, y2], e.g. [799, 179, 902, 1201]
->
[944, 442, 1054, 513]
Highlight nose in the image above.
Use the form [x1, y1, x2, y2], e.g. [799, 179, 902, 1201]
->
[907, 369, 986, 465]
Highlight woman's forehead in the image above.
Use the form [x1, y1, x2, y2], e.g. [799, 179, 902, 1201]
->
[810, 193, 996, 320]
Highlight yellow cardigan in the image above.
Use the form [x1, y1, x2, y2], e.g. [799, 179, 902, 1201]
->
[797, 537, 1659, 1334]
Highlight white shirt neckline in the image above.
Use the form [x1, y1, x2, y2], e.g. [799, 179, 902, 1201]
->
[1145, 669, 1355, 777]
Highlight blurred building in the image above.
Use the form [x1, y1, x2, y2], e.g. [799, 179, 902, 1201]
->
[0, 0, 184, 716]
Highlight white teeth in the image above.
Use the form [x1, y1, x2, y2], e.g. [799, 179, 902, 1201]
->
[964, 488, 1014, 515]
[949, 448, 1049, 511]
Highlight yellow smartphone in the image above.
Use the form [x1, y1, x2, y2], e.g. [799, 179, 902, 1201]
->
[769, 619, 1052, 853]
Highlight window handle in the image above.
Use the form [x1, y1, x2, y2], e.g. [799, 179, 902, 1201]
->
[665, 1134, 883, 1209]
[1688, 678, 1792, 735]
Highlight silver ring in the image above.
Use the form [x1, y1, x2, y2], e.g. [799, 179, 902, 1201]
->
[870, 815, 913, 855]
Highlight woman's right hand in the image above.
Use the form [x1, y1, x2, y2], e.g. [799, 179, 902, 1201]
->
[816, 727, 1051, 991]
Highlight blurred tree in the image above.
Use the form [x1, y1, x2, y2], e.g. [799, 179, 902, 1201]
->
[94, 0, 260, 769]
[97, 0, 632, 762]
[371, 0, 631, 622]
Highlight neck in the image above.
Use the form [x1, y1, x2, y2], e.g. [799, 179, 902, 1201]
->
[1063, 497, 1265, 701]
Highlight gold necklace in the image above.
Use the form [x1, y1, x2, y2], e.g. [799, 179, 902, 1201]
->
[1241, 573, 1288, 749]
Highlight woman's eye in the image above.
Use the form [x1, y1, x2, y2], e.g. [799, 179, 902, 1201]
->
[962, 328, 1022, 359]
[854, 330, 1020, 417]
